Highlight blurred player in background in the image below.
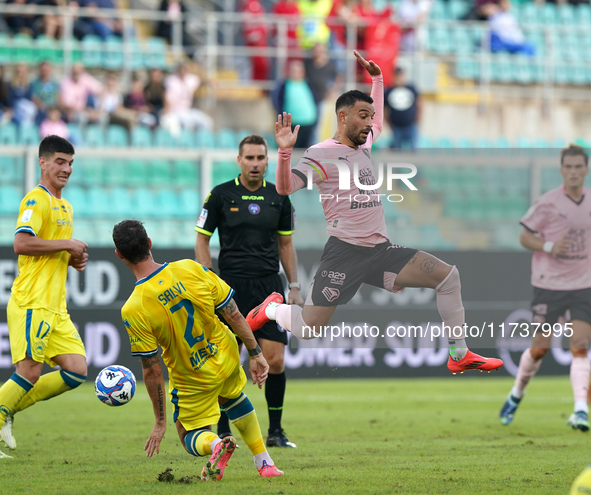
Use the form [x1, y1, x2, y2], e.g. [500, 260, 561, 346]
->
[195, 134, 303, 448]
[0, 135, 88, 458]
[113, 219, 284, 480]
[500, 144, 591, 431]
[247, 51, 503, 375]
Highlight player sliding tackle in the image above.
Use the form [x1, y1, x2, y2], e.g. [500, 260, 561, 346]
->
[246, 51, 503, 375]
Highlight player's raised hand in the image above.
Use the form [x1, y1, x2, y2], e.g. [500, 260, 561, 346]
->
[354, 50, 381, 76]
[551, 235, 573, 256]
[249, 354, 269, 389]
[275, 112, 300, 149]
[66, 238, 88, 257]
[69, 252, 89, 272]
[144, 423, 166, 457]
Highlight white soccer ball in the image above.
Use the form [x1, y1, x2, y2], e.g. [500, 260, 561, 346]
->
[95, 365, 136, 406]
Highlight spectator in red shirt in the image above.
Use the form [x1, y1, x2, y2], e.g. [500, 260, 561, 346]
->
[353, 0, 380, 52]
[272, 0, 299, 48]
[241, 0, 269, 81]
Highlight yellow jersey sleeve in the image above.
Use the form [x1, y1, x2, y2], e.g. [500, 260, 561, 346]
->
[15, 188, 50, 237]
[200, 265, 235, 310]
[122, 306, 159, 357]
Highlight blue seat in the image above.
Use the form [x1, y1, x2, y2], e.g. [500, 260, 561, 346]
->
[0, 185, 22, 215]
[154, 189, 181, 218]
[81, 35, 103, 68]
[102, 37, 124, 70]
[109, 186, 135, 217]
[144, 37, 167, 69]
[131, 126, 153, 147]
[195, 128, 217, 149]
[177, 129, 196, 148]
[150, 160, 173, 185]
[88, 187, 111, 216]
[106, 125, 129, 147]
[0, 124, 17, 145]
[174, 160, 199, 185]
[578, 4, 591, 26]
[84, 125, 105, 147]
[19, 124, 39, 145]
[79, 158, 104, 185]
[216, 128, 238, 149]
[134, 187, 159, 217]
[559, 4, 576, 25]
[154, 128, 174, 148]
[429, 0, 447, 20]
[448, 0, 469, 19]
[179, 188, 200, 217]
[66, 186, 90, 217]
[456, 57, 476, 79]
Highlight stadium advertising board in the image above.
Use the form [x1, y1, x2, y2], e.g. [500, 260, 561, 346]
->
[0, 247, 576, 381]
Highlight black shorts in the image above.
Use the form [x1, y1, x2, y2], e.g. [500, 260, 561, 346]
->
[531, 287, 591, 326]
[220, 273, 288, 345]
[309, 237, 418, 307]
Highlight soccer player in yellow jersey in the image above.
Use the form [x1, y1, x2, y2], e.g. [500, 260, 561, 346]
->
[0, 136, 88, 458]
[112, 219, 284, 480]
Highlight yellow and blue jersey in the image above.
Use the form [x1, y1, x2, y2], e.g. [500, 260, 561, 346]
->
[121, 260, 241, 394]
[11, 185, 74, 314]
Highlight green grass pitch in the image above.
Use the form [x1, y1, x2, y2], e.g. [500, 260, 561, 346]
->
[0, 376, 587, 494]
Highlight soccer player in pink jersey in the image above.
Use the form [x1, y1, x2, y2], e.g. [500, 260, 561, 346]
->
[246, 51, 503, 375]
[500, 144, 591, 431]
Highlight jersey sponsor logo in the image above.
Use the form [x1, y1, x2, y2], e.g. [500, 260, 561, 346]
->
[26, 199, 36, 207]
[321, 270, 346, 285]
[57, 219, 73, 227]
[532, 303, 548, 316]
[249, 203, 261, 215]
[322, 287, 340, 302]
[190, 341, 218, 370]
[197, 208, 208, 228]
[338, 155, 350, 163]
[129, 336, 141, 345]
[21, 209, 33, 223]
[242, 195, 264, 200]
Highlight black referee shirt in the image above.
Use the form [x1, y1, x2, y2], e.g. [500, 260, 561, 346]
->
[195, 176, 295, 278]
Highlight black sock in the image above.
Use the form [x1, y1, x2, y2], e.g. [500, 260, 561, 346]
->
[265, 372, 286, 432]
[217, 410, 231, 436]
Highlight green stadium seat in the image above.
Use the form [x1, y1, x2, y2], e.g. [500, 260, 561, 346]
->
[195, 128, 217, 149]
[134, 187, 159, 217]
[179, 188, 200, 218]
[455, 138, 473, 148]
[513, 57, 533, 84]
[578, 4, 591, 25]
[519, 3, 538, 24]
[155, 127, 174, 148]
[174, 160, 199, 185]
[128, 39, 144, 70]
[177, 129, 196, 148]
[417, 136, 433, 148]
[452, 26, 474, 54]
[475, 138, 492, 148]
[67, 123, 83, 144]
[84, 125, 105, 147]
[13, 34, 36, 64]
[104, 160, 129, 185]
[109, 186, 135, 217]
[559, 4, 576, 26]
[491, 54, 512, 83]
[0, 34, 11, 64]
[216, 128, 238, 149]
[126, 159, 149, 185]
[131, 126, 152, 147]
[36, 35, 62, 64]
[144, 37, 167, 69]
[495, 137, 510, 148]
[18, 124, 39, 145]
[81, 35, 103, 68]
[553, 63, 569, 85]
[94, 219, 115, 245]
[106, 125, 129, 147]
[88, 187, 111, 216]
[103, 37, 124, 70]
[0, 155, 18, 184]
[73, 220, 96, 242]
[66, 186, 91, 217]
[150, 160, 174, 185]
[79, 158, 104, 185]
[428, 27, 452, 54]
[0, 185, 22, 215]
[0, 216, 16, 245]
[456, 57, 476, 79]
[263, 132, 277, 150]
[539, 3, 557, 24]
[429, 0, 447, 20]
[213, 161, 238, 184]
[448, 0, 469, 19]
[0, 124, 17, 145]
[154, 189, 181, 218]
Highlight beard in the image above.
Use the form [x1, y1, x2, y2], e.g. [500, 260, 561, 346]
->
[347, 129, 369, 147]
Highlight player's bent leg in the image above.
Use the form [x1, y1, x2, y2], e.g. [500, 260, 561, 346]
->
[569, 320, 591, 431]
[0, 365, 36, 450]
[221, 392, 283, 477]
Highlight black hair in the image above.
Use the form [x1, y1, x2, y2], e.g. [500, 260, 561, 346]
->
[561, 144, 588, 166]
[39, 135, 75, 159]
[112, 219, 151, 264]
[335, 90, 373, 114]
[239, 134, 268, 156]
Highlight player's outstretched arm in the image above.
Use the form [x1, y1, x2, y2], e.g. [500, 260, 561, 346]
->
[14, 233, 88, 257]
[276, 112, 301, 196]
[140, 354, 167, 457]
[218, 299, 269, 388]
[354, 50, 384, 136]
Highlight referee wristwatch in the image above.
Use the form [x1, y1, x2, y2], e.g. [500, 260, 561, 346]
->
[289, 282, 301, 290]
[248, 344, 262, 357]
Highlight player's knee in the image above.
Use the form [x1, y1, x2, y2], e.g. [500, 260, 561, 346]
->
[571, 347, 589, 358]
[60, 369, 87, 389]
[435, 265, 460, 294]
[266, 355, 285, 374]
[530, 348, 548, 360]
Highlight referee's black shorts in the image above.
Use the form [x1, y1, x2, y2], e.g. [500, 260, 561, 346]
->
[219, 273, 288, 345]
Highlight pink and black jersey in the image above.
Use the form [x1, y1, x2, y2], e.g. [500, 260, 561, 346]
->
[521, 183, 591, 290]
[277, 75, 388, 247]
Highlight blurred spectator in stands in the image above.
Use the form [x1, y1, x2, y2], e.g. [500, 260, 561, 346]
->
[462, 0, 499, 21]
[0, 66, 11, 124]
[271, 59, 318, 149]
[39, 107, 69, 139]
[97, 72, 130, 128]
[240, 0, 269, 81]
[60, 62, 102, 123]
[485, 0, 535, 55]
[297, 0, 332, 49]
[384, 67, 421, 149]
[160, 62, 213, 136]
[354, 0, 380, 51]
[36, 0, 67, 39]
[156, 0, 193, 53]
[327, 0, 356, 74]
[272, 0, 299, 48]
[4, 0, 38, 36]
[76, 0, 124, 41]
[32, 61, 60, 125]
[398, 0, 431, 52]
[144, 67, 165, 123]
[123, 74, 158, 128]
[8, 63, 36, 125]
[304, 43, 340, 104]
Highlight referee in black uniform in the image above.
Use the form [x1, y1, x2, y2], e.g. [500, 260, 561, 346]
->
[195, 134, 303, 448]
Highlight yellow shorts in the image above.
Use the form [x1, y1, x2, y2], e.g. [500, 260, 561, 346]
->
[7, 297, 86, 368]
[170, 363, 247, 431]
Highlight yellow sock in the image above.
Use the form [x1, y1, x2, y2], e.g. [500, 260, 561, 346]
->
[15, 370, 86, 413]
[0, 373, 33, 422]
[223, 394, 265, 456]
[183, 429, 219, 456]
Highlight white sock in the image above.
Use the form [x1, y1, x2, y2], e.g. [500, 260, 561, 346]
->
[265, 302, 282, 320]
[571, 356, 590, 413]
[210, 437, 221, 453]
[575, 400, 589, 414]
[448, 338, 468, 361]
[253, 451, 274, 470]
[510, 385, 524, 400]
